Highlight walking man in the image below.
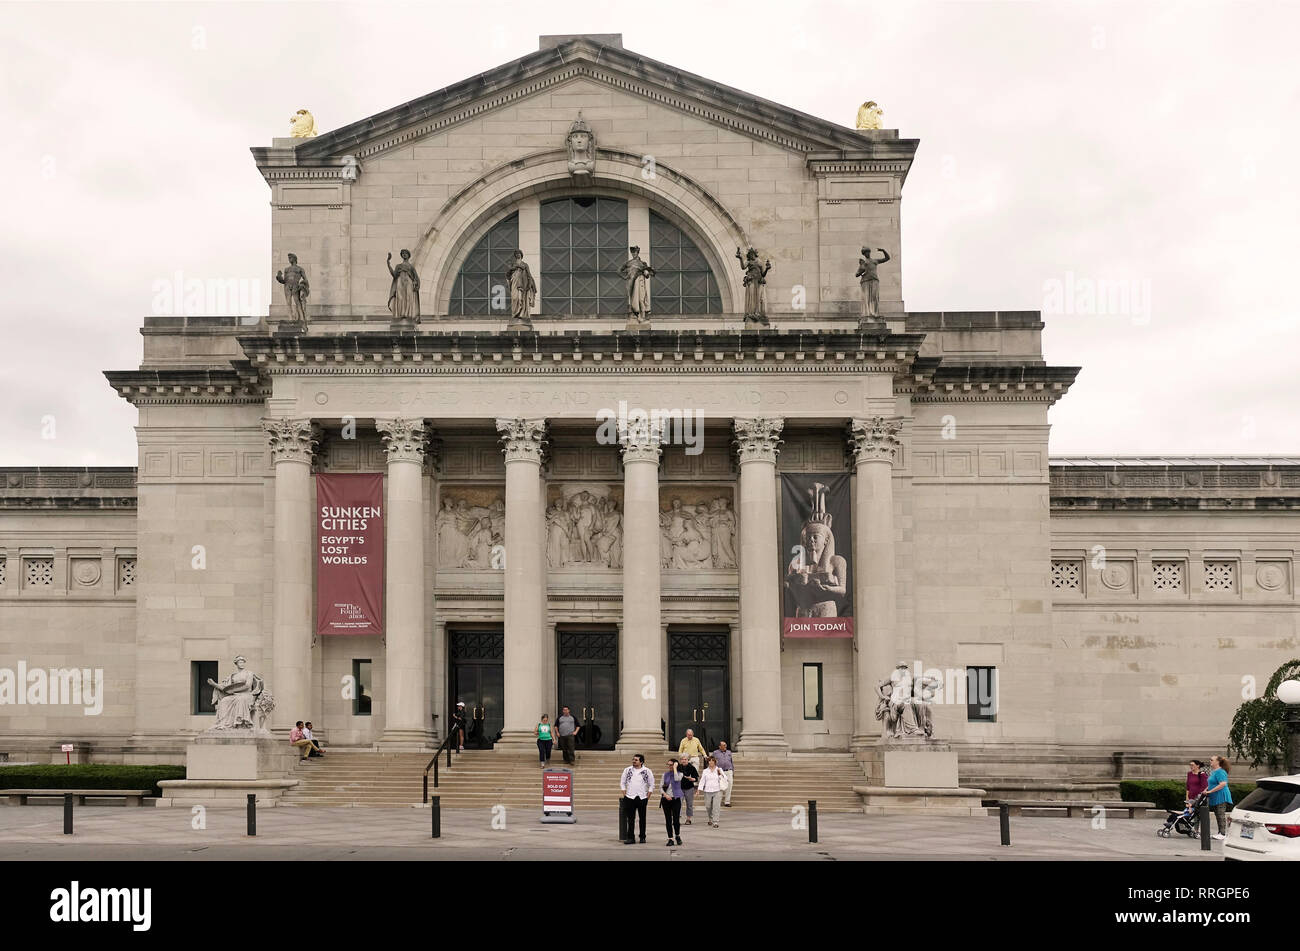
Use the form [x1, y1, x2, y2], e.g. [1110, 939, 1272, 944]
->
[556, 705, 579, 765]
[711, 740, 734, 806]
[620, 753, 653, 844]
[678, 728, 706, 774]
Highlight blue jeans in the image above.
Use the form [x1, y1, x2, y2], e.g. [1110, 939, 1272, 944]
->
[537, 739, 552, 764]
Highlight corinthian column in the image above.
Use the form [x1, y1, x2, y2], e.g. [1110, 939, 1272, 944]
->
[733, 417, 789, 752]
[376, 417, 433, 749]
[848, 416, 902, 749]
[495, 417, 548, 749]
[616, 426, 665, 750]
[262, 417, 320, 733]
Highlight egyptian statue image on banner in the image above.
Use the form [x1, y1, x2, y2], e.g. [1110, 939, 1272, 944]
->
[780, 473, 853, 637]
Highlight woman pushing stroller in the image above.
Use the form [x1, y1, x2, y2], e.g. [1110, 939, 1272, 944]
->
[1156, 760, 1210, 838]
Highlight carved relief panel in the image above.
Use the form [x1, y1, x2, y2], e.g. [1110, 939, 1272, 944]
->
[545, 483, 623, 570]
[659, 485, 737, 571]
[435, 485, 505, 570]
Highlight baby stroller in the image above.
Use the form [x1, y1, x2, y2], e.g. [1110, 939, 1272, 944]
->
[1156, 791, 1206, 838]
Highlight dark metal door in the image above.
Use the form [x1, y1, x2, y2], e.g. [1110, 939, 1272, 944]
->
[557, 630, 618, 750]
[668, 630, 730, 752]
[449, 630, 504, 749]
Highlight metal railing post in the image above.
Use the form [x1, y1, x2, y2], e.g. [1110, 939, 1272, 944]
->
[431, 795, 441, 838]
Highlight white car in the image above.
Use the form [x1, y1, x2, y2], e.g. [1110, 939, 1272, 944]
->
[1223, 773, 1300, 861]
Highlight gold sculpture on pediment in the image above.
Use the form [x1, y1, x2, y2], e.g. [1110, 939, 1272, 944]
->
[289, 109, 318, 138]
[855, 101, 883, 130]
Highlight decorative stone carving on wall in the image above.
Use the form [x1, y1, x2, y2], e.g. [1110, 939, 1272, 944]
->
[436, 486, 505, 570]
[71, 559, 101, 587]
[733, 417, 783, 464]
[659, 486, 737, 570]
[848, 416, 902, 466]
[375, 417, 430, 464]
[262, 417, 320, 465]
[565, 112, 596, 179]
[1257, 562, 1288, 592]
[545, 484, 623, 569]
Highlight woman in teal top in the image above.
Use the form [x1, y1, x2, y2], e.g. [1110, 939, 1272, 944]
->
[536, 714, 553, 768]
[1205, 754, 1233, 839]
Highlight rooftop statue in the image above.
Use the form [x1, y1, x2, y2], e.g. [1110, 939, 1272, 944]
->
[275, 253, 310, 327]
[619, 246, 655, 331]
[506, 249, 537, 330]
[289, 109, 318, 138]
[856, 246, 891, 322]
[855, 101, 883, 130]
[735, 246, 772, 327]
[387, 249, 421, 325]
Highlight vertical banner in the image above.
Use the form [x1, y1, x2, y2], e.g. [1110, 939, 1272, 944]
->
[316, 473, 384, 636]
[780, 473, 853, 637]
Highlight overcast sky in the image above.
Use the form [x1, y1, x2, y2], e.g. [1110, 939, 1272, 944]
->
[2, 0, 1297, 466]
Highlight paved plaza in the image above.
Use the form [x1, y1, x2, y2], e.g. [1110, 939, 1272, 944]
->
[0, 805, 1224, 861]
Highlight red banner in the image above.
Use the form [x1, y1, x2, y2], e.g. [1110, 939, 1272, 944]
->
[316, 473, 384, 636]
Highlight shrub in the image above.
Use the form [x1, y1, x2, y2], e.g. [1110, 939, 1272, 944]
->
[1121, 780, 1256, 812]
[0, 764, 185, 798]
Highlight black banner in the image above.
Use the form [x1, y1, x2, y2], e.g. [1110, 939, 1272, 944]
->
[780, 473, 853, 637]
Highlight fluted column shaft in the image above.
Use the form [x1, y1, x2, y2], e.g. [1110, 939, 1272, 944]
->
[496, 418, 548, 748]
[850, 417, 902, 748]
[376, 418, 432, 748]
[616, 427, 664, 750]
[733, 417, 789, 752]
[263, 418, 319, 733]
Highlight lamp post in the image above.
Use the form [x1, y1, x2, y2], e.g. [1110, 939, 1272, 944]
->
[1277, 680, 1300, 775]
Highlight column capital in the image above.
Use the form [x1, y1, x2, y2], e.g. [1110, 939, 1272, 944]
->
[619, 426, 662, 464]
[376, 417, 430, 465]
[848, 416, 903, 466]
[495, 417, 548, 463]
[262, 417, 320, 465]
[733, 417, 784, 464]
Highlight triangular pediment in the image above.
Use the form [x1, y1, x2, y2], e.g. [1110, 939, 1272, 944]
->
[262, 36, 915, 166]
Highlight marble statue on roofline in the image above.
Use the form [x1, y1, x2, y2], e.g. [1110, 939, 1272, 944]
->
[289, 109, 318, 138]
[275, 253, 310, 327]
[735, 246, 771, 327]
[855, 101, 883, 130]
[619, 246, 655, 331]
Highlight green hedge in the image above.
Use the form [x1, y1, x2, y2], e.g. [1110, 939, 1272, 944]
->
[1120, 780, 1258, 812]
[0, 764, 185, 799]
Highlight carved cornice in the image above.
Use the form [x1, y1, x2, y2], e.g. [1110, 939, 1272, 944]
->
[262, 417, 321, 465]
[849, 416, 903, 466]
[376, 417, 430, 464]
[619, 427, 662, 465]
[733, 417, 784, 464]
[495, 418, 548, 464]
[105, 368, 267, 406]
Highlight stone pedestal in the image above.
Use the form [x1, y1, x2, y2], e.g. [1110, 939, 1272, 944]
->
[155, 734, 299, 807]
[854, 741, 986, 816]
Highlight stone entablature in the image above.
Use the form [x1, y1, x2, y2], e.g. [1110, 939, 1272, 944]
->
[0, 467, 137, 509]
[1050, 457, 1300, 508]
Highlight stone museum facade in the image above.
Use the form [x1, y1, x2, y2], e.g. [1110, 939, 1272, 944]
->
[2, 35, 1297, 786]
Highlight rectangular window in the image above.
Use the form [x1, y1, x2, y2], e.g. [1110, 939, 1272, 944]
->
[966, 666, 998, 722]
[192, 660, 218, 715]
[353, 659, 372, 716]
[802, 663, 823, 720]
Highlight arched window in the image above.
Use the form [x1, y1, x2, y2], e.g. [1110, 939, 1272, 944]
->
[448, 212, 518, 315]
[540, 197, 628, 315]
[650, 212, 723, 314]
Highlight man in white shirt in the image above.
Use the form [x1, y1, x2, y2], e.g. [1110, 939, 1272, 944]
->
[619, 754, 653, 844]
[303, 721, 325, 757]
[698, 755, 725, 827]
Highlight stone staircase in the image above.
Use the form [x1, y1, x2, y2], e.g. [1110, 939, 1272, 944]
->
[278, 748, 866, 811]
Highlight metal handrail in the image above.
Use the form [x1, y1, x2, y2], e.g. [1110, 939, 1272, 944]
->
[423, 731, 458, 804]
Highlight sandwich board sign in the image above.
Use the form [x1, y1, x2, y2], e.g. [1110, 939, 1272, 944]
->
[540, 767, 576, 823]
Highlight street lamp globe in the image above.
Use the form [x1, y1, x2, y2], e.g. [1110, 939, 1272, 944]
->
[1277, 680, 1300, 706]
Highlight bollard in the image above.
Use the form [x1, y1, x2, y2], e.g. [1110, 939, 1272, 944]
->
[431, 795, 441, 839]
[999, 803, 1011, 846]
[63, 794, 73, 835]
[808, 800, 818, 843]
[1199, 799, 1211, 851]
[618, 796, 628, 842]
[247, 794, 256, 836]
[423, 773, 428, 805]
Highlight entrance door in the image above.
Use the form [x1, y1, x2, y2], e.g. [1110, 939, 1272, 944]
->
[668, 630, 730, 752]
[448, 629, 504, 750]
[556, 630, 618, 750]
